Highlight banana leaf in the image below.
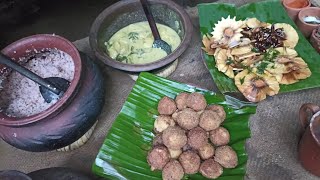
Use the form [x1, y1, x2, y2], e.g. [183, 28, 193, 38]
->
[198, 0, 320, 93]
[92, 72, 256, 180]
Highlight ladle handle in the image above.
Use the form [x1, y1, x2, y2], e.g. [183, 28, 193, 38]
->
[140, 0, 161, 40]
[0, 53, 61, 95]
[299, 103, 320, 130]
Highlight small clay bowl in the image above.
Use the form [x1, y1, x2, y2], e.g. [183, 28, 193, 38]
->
[283, 0, 311, 22]
[296, 7, 320, 37]
[89, 0, 193, 72]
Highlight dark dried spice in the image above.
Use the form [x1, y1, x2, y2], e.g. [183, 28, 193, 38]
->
[241, 24, 286, 52]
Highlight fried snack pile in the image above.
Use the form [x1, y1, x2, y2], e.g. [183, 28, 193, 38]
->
[202, 16, 311, 102]
[147, 92, 238, 180]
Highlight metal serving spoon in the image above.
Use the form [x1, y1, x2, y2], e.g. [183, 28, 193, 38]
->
[0, 53, 70, 103]
[304, 16, 320, 24]
[140, 0, 172, 55]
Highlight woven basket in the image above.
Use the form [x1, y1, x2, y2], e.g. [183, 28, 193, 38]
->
[57, 121, 98, 152]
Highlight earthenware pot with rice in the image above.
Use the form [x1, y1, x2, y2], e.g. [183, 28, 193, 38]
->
[298, 103, 320, 177]
[0, 34, 105, 152]
[89, 0, 192, 72]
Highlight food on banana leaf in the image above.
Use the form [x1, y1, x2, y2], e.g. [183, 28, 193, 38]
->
[162, 126, 187, 150]
[169, 149, 182, 159]
[147, 146, 170, 171]
[187, 127, 208, 150]
[234, 69, 280, 102]
[147, 92, 238, 179]
[199, 159, 223, 179]
[175, 92, 189, 110]
[273, 23, 299, 48]
[215, 48, 240, 78]
[178, 151, 201, 174]
[209, 127, 230, 146]
[154, 115, 175, 133]
[199, 110, 224, 131]
[202, 34, 218, 55]
[202, 16, 311, 102]
[206, 104, 226, 120]
[214, 145, 238, 168]
[245, 18, 262, 28]
[198, 143, 215, 160]
[162, 160, 184, 180]
[212, 16, 244, 48]
[176, 108, 199, 130]
[186, 92, 207, 111]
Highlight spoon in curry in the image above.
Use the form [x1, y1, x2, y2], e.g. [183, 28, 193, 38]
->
[140, 0, 172, 55]
[0, 53, 70, 103]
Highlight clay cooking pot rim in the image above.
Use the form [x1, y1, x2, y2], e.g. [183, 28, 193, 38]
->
[283, 0, 311, 9]
[0, 34, 82, 126]
[298, 7, 320, 27]
[89, 0, 193, 72]
[310, 111, 320, 147]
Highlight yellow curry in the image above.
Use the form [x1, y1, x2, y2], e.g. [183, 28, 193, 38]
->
[105, 21, 181, 64]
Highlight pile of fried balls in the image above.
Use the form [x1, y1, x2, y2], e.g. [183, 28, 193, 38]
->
[147, 92, 238, 180]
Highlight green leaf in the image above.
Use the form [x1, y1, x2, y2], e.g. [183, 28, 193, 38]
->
[198, 0, 320, 93]
[92, 72, 256, 180]
[128, 32, 139, 40]
[115, 55, 128, 63]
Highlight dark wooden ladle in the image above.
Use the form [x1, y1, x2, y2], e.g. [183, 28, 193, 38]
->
[0, 53, 70, 103]
[140, 0, 172, 55]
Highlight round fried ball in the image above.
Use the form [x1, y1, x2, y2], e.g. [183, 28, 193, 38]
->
[175, 92, 189, 110]
[169, 148, 182, 159]
[158, 96, 177, 115]
[199, 159, 223, 179]
[154, 115, 175, 133]
[176, 108, 199, 130]
[209, 127, 230, 146]
[152, 133, 163, 147]
[198, 143, 215, 160]
[172, 110, 179, 122]
[206, 105, 226, 120]
[187, 127, 208, 150]
[147, 146, 170, 171]
[214, 146, 238, 168]
[178, 151, 201, 174]
[162, 126, 187, 150]
[162, 160, 184, 180]
[199, 110, 223, 131]
[186, 92, 207, 111]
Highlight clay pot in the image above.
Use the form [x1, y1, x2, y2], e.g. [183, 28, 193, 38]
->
[296, 7, 320, 38]
[283, 0, 311, 22]
[0, 170, 31, 180]
[28, 167, 92, 180]
[310, 28, 320, 53]
[298, 103, 320, 177]
[90, 0, 193, 72]
[0, 34, 105, 152]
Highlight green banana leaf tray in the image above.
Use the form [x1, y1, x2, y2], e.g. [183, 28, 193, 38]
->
[92, 72, 256, 180]
[198, 0, 320, 93]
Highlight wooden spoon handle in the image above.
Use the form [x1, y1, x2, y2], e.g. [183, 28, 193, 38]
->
[140, 0, 161, 40]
